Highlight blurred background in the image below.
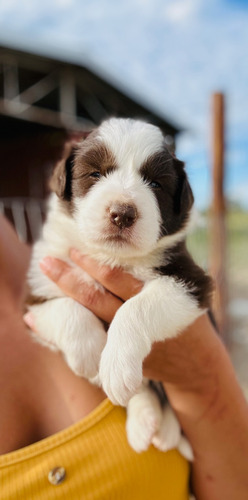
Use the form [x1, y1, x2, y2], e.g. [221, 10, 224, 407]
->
[0, 0, 247, 394]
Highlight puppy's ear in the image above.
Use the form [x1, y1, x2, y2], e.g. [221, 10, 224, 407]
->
[173, 159, 194, 215]
[49, 143, 77, 200]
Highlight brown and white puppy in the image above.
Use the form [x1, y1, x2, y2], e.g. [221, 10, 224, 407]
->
[27, 118, 212, 457]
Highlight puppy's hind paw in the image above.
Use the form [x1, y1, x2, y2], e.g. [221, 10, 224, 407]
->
[152, 404, 193, 461]
[152, 405, 180, 452]
[178, 435, 194, 461]
[126, 407, 161, 453]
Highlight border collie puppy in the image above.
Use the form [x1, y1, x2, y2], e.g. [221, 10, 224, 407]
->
[27, 118, 212, 458]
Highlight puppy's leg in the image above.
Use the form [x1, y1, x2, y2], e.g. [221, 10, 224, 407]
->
[126, 381, 193, 459]
[27, 297, 106, 378]
[152, 404, 194, 461]
[126, 381, 163, 453]
[99, 276, 204, 406]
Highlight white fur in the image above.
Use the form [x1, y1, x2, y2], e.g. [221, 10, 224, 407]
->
[27, 119, 199, 459]
[98, 118, 164, 170]
[126, 381, 163, 453]
[73, 180, 161, 259]
[99, 276, 203, 406]
[30, 297, 106, 377]
[152, 405, 194, 461]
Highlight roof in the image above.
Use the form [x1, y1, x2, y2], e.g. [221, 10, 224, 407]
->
[0, 40, 181, 139]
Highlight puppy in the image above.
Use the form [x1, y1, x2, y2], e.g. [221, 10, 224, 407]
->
[26, 118, 213, 458]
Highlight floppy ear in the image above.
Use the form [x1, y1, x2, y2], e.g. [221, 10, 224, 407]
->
[173, 159, 194, 215]
[49, 142, 77, 200]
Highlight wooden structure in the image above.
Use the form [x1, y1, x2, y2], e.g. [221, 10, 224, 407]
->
[0, 43, 180, 240]
[210, 93, 228, 337]
[0, 43, 179, 138]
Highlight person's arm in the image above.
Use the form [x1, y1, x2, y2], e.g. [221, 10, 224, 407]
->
[144, 315, 248, 500]
[0, 215, 31, 311]
[35, 250, 248, 500]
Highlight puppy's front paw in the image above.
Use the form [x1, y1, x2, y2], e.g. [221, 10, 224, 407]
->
[65, 336, 104, 379]
[99, 342, 143, 406]
[27, 298, 107, 379]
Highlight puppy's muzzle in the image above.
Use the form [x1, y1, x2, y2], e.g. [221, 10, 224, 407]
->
[109, 203, 137, 229]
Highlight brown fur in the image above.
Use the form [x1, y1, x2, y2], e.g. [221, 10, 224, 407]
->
[49, 133, 117, 215]
[48, 125, 213, 312]
[156, 241, 213, 309]
[140, 151, 194, 237]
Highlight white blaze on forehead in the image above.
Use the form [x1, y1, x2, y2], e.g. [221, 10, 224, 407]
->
[97, 118, 164, 170]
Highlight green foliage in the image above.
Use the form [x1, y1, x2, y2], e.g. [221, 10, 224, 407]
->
[187, 208, 248, 273]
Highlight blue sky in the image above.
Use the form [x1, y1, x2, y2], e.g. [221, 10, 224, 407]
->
[0, 0, 247, 209]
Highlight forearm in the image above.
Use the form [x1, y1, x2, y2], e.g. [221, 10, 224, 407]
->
[145, 315, 248, 500]
[0, 215, 31, 307]
[37, 256, 248, 499]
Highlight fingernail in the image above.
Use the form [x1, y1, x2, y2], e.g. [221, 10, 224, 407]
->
[39, 257, 54, 273]
[23, 312, 35, 330]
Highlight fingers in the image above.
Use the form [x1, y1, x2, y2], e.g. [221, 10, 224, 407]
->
[38, 249, 143, 323]
[39, 257, 122, 323]
[69, 248, 143, 301]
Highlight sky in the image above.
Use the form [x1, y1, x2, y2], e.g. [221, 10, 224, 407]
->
[0, 0, 247, 209]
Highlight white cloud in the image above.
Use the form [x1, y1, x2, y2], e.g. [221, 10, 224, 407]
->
[163, 0, 199, 23]
[0, 0, 248, 208]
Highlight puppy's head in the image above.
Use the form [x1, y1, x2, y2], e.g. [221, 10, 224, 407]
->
[50, 118, 194, 257]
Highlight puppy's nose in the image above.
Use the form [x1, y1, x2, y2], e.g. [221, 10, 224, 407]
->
[109, 203, 137, 229]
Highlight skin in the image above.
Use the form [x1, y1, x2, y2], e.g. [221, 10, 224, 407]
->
[0, 218, 106, 453]
[1, 215, 248, 499]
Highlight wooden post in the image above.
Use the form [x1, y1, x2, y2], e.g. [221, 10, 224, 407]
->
[210, 93, 228, 338]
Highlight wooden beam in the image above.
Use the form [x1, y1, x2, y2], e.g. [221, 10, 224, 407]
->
[13, 72, 58, 106]
[60, 70, 76, 118]
[0, 98, 93, 130]
[3, 61, 19, 100]
[210, 92, 228, 338]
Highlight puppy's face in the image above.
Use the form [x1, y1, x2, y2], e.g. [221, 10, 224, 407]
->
[51, 118, 193, 257]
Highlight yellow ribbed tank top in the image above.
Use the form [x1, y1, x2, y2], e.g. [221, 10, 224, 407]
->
[0, 399, 190, 499]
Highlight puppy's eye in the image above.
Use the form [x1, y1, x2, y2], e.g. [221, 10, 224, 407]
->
[90, 171, 101, 179]
[149, 180, 162, 189]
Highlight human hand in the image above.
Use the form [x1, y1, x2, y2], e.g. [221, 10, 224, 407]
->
[35, 249, 216, 399]
[39, 248, 143, 323]
[37, 249, 145, 404]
